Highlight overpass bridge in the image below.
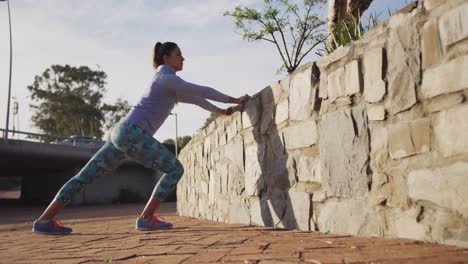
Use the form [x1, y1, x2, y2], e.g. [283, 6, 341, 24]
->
[0, 130, 161, 205]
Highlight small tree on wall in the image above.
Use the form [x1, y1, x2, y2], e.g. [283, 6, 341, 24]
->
[327, 0, 373, 50]
[224, 0, 327, 74]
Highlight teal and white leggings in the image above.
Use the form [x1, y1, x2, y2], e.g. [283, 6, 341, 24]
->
[54, 120, 184, 205]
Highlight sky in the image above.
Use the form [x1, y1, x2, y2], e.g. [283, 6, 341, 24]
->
[0, 0, 415, 142]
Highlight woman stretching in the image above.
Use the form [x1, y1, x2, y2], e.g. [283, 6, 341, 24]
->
[32, 41, 250, 235]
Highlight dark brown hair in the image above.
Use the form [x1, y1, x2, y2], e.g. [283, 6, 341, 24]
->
[153, 42, 178, 69]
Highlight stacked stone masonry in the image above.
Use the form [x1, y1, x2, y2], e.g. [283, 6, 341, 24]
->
[177, 0, 468, 248]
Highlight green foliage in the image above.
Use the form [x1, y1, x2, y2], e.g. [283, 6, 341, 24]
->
[27, 65, 130, 140]
[162, 135, 193, 152]
[225, 0, 327, 74]
[102, 98, 131, 131]
[178, 135, 193, 149]
[199, 112, 220, 131]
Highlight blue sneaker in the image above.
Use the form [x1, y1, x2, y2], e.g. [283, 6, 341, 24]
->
[136, 216, 173, 231]
[32, 219, 72, 235]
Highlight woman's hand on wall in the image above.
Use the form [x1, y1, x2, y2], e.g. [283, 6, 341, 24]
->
[222, 94, 251, 115]
[227, 94, 251, 105]
[237, 94, 251, 105]
[225, 104, 244, 115]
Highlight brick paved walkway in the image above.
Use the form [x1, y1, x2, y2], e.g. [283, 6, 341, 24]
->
[0, 202, 466, 263]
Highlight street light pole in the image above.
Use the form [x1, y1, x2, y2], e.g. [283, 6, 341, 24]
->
[170, 112, 179, 157]
[1, 0, 13, 141]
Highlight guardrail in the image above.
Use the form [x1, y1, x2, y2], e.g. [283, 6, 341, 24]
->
[0, 128, 104, 147]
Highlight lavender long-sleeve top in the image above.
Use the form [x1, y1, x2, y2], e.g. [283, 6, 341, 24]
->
[123, 64, 230, 135]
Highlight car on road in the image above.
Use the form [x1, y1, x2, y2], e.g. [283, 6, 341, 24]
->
[57, 135, 103, 148]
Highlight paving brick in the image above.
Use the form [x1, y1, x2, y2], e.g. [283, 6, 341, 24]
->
[0, 202, 466, 263]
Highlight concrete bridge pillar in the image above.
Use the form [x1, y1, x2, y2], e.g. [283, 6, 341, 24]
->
[20, 168, 79, 204]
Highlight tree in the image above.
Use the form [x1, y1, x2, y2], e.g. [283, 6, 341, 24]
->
[163, 135, 193, 153]
[102, 98, 131, 131]
[199, 112, 219, 131]
[27, 64, 129, 140]
[178, 135, 193, 149]
[327, 0, 373, 50]
[224, 0, 327, 74]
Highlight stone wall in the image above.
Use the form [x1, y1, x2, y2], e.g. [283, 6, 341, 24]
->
[177, 0, 468, 247]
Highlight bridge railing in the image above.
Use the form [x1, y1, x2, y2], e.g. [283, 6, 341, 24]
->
[0, 128, 105, 147]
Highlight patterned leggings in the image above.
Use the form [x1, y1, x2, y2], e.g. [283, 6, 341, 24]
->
[54, 120, 184, 205]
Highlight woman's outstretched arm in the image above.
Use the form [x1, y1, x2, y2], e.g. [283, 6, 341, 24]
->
[177, 94, 250, 115]
[167, 75, 247, 104]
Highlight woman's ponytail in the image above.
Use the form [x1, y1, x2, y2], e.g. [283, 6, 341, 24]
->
[153, 42, 163, 69]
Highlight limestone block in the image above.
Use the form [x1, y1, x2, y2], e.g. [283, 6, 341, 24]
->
[426, 93, 464, 113]
[228, 196, 251, 225]
[242, 96, 260, 129]
[224, 135, 244, 171]
[425, 210, 468, 248]
[266, 191, 288, 228]
[433, 104, 468, 157]
[250, 194, 285, 227]
[214, 197, 230, 223]
[283, 120, 318, 150]
[203, 137, 211, 158]
[392, 207, 426, 240]
[438, 3, 468, 50]
[327, 66, 346, 102]
[319, 71, 328, 99]
[388, 118, 431, 159]
[367, 104, 386, 121]
[235, 111, 243, 132]
[369, 181, 390, 206]
[359, 209, 385, 237]
[387, 23, 419, 115]
[317, 199, 368, 235]
[422, 20, 442, 69]
[384, 167, 411, 210]
[411, 118, 432, 154]
[199, 180, 209, 194]
[424, 0, 444, 10]
[208, 170, 216, 205]
[198, 197, 209, 219]
[206, 121, 216, 134]
[263, 154, 293, 191]
[363, 48, 386, 103]
[281, 190, 311, 231]
[279, 74, 291, 96]
[319, 106, 369, 197]
[334, 97, 352, 108]
[345, 60, 361, 95]
[370, 126, 388, 171]
[244, 143, 266, 196]
[218, 162, 229, 195]
[317, 45, 350, 69]
[289, 63, 315, 121]
[196, 144, 203, 164]
[228, 163, 245, 196]
[311, 190, 327, 202]
[275, 99, 289, 125]
[260, 88, 275, 134]
[408, 162, 468, 218]
[421, 55, 468, 99]
[296, 155, 321, 184]
[249, 197, 265, 226]
[265, 128, 285, 159]
[242, 127, 256, 145]
[226, 119, 237, 142]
